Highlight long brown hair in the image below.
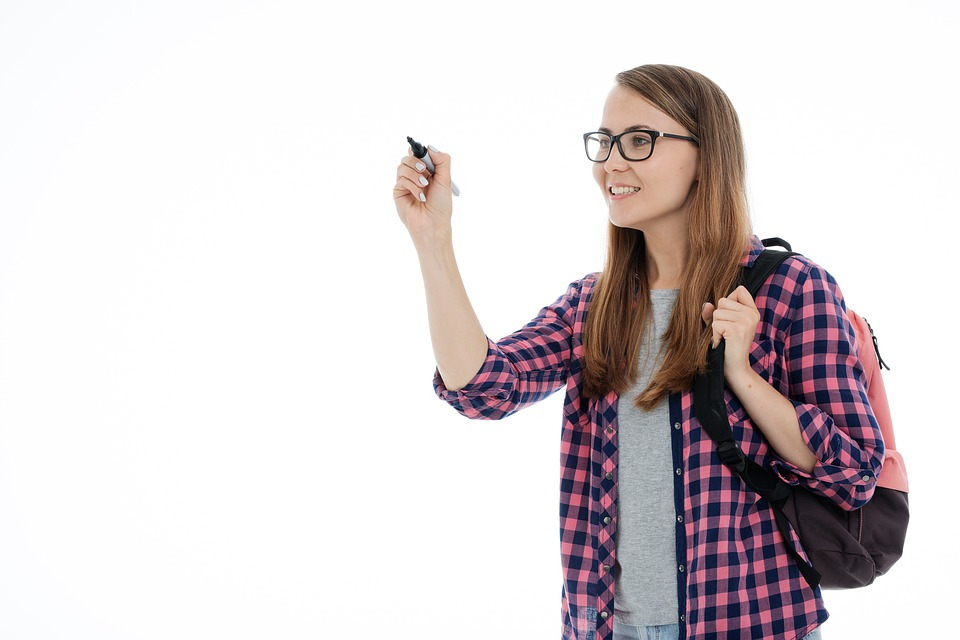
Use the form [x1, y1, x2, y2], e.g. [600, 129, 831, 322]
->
[581, 64, 753, 410]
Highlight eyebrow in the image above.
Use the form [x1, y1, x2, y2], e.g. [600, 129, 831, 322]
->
[597, 124, 654, 134]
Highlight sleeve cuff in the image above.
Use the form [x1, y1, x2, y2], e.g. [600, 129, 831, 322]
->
[768, 399, 880, 507]
[432, 335, 513, 403]
[766, 399, 831, 485]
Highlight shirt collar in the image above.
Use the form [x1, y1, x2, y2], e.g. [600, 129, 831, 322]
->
[739, 234, 765, 268]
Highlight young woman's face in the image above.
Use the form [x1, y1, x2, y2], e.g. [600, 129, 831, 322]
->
[592, 85, 700, 232]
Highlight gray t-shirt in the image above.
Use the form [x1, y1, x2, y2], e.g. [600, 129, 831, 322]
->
[614, 288, 680, 626]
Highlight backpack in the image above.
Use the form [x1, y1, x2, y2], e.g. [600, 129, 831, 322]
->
[693, 237, 909, 590]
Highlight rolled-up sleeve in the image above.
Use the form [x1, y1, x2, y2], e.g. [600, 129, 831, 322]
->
[769, 261, 884, 510]
[432, 274, 591, 420]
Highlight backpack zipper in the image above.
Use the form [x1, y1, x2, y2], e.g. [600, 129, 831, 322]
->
[862, 317, 890, 371]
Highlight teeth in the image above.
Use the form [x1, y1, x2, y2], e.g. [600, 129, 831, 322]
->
[610, 186, 640, 195]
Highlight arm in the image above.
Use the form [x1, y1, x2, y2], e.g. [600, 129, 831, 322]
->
[431, 272, 591, 421]
[768, 260, 884, 510]
[725, 367, 818, 473]
[419, 239, 490, 392]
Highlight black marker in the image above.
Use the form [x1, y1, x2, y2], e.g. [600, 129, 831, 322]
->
[407, 136, 460, 197]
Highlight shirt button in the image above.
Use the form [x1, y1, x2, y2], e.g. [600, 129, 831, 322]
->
[602, 564, 610, 573]
[606, 472, 613, 480]
[606, 426, 614, 435]
[678, 564, 685, 573]
[862, 475, 870, 482]
[674, 421, 681, 430]
[677, 515, 683, 523]
[680, 614, 685, 622]
[675, 468, 682, 476]
[603, 516, 611, 524]
[600, 611, 609, 620]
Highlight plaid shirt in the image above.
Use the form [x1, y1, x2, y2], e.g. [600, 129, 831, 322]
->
[432, 234, 884, 640]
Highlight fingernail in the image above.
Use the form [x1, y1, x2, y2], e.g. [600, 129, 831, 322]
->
[701, 302, 708, 311]
[418, 176, 429, 186]
[428, 144, 438, 152]
[419, 192, 426, 202]
[415, 162, 425, 171]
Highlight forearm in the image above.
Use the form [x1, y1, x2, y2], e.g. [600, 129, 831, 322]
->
[725, 367, 817, 473]
[418, 239, 489, 391]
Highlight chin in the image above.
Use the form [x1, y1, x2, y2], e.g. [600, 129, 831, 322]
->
[608, 208, 645, 229]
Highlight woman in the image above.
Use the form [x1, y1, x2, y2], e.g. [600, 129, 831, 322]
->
[393, 64, 882, 640]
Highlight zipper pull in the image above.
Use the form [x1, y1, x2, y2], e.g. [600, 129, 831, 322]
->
[862, 317, 890, 371]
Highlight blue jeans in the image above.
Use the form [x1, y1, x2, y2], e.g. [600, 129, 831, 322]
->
[612, 619, 823, 640]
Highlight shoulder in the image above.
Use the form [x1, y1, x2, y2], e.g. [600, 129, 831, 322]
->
[580, 271, 603, 299]
[760, 253, 849, 333]
[743, 236, 841, 294]
[544, 272, 602, 321]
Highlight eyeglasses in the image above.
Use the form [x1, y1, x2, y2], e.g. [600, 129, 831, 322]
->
[583, 129, 700, 162]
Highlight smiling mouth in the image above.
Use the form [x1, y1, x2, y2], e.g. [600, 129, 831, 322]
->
[609, 186, 641, 198]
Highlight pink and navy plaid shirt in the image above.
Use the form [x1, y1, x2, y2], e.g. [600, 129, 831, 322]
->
[432, 234, 884, 640]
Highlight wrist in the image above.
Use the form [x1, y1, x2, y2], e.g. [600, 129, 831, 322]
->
[725, 362, 758, 392]
[413, 228, 454, 256]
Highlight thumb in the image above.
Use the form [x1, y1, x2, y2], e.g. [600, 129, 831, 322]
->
[426, 144, 451, 185]
[701, 302, 715, 325]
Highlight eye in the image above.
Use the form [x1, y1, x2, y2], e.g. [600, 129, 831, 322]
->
[629, 133, 653, 148]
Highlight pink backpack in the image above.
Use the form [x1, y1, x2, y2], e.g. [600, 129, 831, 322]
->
[848, 310, 908, 493]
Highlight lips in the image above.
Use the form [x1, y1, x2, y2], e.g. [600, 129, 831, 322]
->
[609, 184, 641, 199]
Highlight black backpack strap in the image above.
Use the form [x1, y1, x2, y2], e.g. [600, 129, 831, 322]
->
[741, 240, 797, 296]
[693, 238, 823, 590]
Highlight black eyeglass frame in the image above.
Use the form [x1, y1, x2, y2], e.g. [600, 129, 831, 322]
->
[582, 129, 701, 162]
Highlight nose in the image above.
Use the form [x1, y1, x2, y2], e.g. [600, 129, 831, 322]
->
[603, 139, 629, 172]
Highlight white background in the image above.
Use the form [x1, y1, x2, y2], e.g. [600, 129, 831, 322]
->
[1, 1, 956, 638]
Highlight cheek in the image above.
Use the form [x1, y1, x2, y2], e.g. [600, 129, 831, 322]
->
[673, 164, 698, 189]
[592, 165, 605, 190]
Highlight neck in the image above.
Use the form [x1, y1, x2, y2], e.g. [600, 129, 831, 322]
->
[643, 226, 688, 290]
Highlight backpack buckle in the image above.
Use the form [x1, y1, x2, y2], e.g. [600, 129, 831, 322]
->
[716, 441, 747, 474]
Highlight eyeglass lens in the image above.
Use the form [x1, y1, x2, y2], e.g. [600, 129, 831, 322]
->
[585, 131, 654, 161]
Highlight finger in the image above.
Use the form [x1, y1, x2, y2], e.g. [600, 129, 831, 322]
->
[395, 170, 429, 203]
[701, 302, 715, 325]
[395, 172, 427, 197]
[393, 181, 416, 206]
[394, 160, 430, 202]
[710, 308, 737, 324]
[710, 321, 723, 349]
[729, 285, 758, 309]
[716, 295, 744, 311]
[397, 161, 430, 187]
[398, 155, 430, 177]
[393, 176, 417, 203]
[425, 145, 451, 183]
